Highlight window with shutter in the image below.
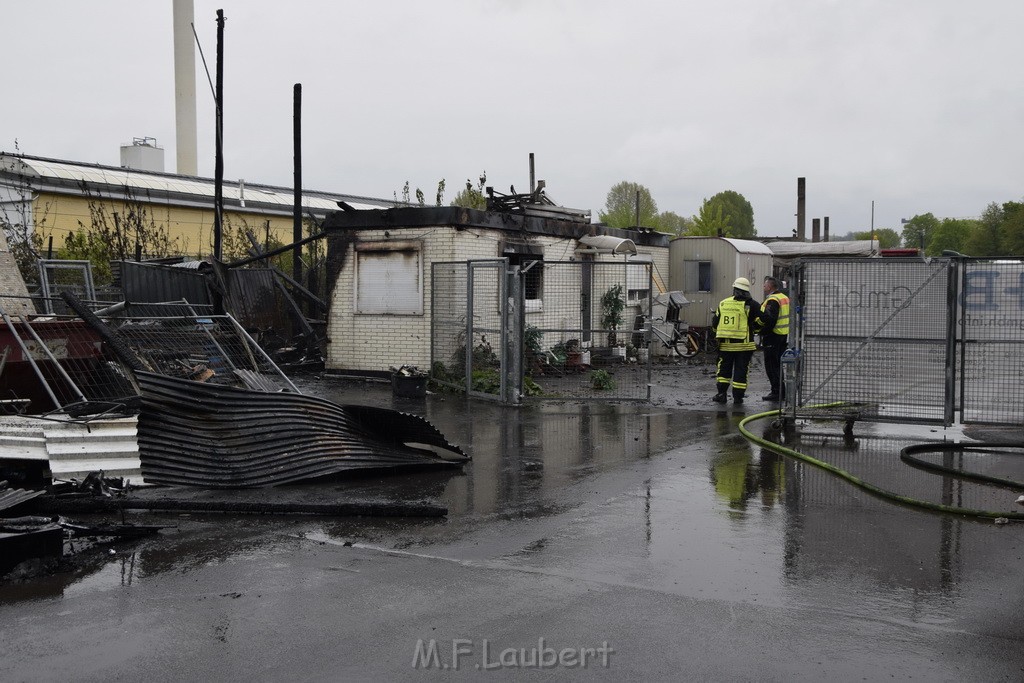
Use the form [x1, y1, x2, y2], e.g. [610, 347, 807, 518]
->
[354, 241, 423, 314]
[626, 257, 652, 303]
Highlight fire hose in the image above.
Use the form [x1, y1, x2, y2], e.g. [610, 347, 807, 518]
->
[738, 408, 1024, 521]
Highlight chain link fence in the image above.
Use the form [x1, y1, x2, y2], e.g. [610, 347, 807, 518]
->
[430, 259, 652, 404]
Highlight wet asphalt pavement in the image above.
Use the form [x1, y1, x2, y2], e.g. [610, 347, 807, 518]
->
[1, 363, 1023, 681]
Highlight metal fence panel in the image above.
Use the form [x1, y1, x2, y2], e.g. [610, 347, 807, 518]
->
[431, 261, 472, 394]
[430, 260, 510, 400]
[522, 261, 651, 403]
[467, 261, 508, 401]
[793, 258, 952, 424]
[959, 259, 1024, 425]
[431, 260, 652, 403]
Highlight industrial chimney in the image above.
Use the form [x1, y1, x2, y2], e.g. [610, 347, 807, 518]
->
[173, 0, 198, 176]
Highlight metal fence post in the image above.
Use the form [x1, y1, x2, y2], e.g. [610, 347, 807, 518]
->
[944, 257, 960, 426]
[465, 264, 475, 395]
[505, 263, 524, 405]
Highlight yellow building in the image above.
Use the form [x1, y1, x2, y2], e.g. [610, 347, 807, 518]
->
[0, 151, 393, 263]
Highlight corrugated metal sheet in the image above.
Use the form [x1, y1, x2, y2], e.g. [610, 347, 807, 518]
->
[135, 372, 468, 488]
[43, 417, 141, 482]
[0, 487, 44, 513]
[0, 415, 142, 483]
[121, 261, 212, 308]
[5, 154, 394, 213]
[766, 240, 877, 259]
[223, 268, 285, 331]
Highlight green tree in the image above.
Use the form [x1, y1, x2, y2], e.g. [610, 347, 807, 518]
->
[62, 228, 113, 284]
[451, 172, 487, 210]
[900, 213, 940, 250]
[998, 201, 1024, 256]
[705, 190, 755, 238]
[688, 200, 731, 236]
[653, 211, 693, 237]
[927, 218, 976, 256]
[599, 181, 659, 228]
[852, 228, 901, 249]
[963, 202, 1003, 256]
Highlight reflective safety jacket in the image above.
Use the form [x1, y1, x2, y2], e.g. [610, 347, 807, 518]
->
[714, 296, 757, 351]
[759, 292, 790, 336]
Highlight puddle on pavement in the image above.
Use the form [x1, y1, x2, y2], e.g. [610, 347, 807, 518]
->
[3, 377, 1022, 619]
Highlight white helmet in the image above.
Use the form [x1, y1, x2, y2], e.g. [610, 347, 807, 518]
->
[732, 277, 751, 292]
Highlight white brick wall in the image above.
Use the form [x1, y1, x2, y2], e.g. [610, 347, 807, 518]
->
[325, 226, 669, 372]
[0, 229, 34, 316]
[327, 226, 501, 372]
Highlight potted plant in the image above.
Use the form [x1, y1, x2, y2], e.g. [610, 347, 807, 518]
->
[600, 284, 625, 348]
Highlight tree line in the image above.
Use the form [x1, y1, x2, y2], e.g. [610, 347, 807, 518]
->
[599, 181, 1024, 258]
[832, 201, 1024, 256]
[598, 181, 756, 239]
[889, 202, 1023, 256]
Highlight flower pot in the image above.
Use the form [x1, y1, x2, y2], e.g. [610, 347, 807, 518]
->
[392, 373, 427, 398]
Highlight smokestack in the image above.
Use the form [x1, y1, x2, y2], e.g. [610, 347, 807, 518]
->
[173, 0, 198, 176]
[812, 218, 820, 243]
[823, 216, 830, 242]
[797, 177, 806, 241]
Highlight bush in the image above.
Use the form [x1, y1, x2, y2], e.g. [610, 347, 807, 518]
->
[591, 369, 615, 390]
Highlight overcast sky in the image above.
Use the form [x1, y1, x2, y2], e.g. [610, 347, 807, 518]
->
[5, 1, 1023, 237]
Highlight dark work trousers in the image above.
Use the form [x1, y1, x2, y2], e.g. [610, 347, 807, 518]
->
[716, 349, 754, 399]
[762, 334, 787, 398]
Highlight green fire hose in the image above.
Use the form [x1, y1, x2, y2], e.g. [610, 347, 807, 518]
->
[738, 408, 1024, 521]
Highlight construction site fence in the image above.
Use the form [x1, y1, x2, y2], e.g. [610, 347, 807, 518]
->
[785, 256, 1024, 427]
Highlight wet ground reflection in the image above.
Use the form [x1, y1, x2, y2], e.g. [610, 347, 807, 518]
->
[1, 375, 1021, 650]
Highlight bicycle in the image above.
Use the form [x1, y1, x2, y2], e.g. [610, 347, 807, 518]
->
[639, 316, 703, 358]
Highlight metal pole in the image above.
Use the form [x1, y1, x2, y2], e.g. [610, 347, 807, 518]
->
[797, 177, 806, 241]
[512, 262, 524, 405]
[225, 314, 300, 393]
[292, 83, 303, 288]
[956, 260, 968, 423]
[226, 230, 327, 268]
[645, 264, 652, 401]
[213, 9, 225, 261]
[466, 265, 474, 395]
[944, 258, 959, 426]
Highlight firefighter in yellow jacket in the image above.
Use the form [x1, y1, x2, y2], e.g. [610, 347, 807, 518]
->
[711, 277, 759, 404]
[756, 276, 790, 402]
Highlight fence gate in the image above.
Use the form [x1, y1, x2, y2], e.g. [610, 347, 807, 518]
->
[430, 260, 514, 402]
[958, 258, 1024, 425]
[431, 259, 653, 404]
[788, 256, 1024, 428]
